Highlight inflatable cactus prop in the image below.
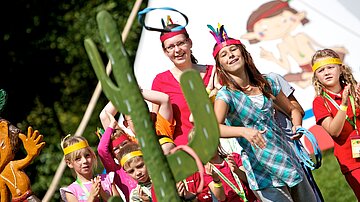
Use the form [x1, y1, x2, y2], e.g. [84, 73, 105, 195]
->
[84, 10, 219, 201]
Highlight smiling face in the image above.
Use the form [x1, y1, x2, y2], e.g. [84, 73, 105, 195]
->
[162, 34, 192, 67]
[217, 44, 245, 74]
[123, 157, 149, 184]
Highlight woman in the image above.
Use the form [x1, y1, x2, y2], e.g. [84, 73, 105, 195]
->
[151, 23, 214, 145]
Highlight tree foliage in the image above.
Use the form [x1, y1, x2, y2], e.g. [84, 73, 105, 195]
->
[0, 0, 147, 200]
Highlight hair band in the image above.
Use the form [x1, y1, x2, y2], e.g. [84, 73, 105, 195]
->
[111, 135, 130, 149]
[160, 28, 187, 42]
[208, 24, 242, 58]
[120, 150, 143, 167]
[159, 137, 174, 145]
[312, 58, 342, 72]
[63, 140, 89, 155]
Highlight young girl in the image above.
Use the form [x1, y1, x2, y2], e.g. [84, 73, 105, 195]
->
[210, 24, 316, 201]
[204, 145, 258, 202]
[60, 135, 119, 201]
[311, 48, 360, 199]
[116, 142, 154, 202]
[97, 111, 137, 201]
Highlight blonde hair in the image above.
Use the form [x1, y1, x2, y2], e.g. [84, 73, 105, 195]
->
[311, 49, 359, 107]
[116, 142, 143, 168]
[61, 135, 98, 170]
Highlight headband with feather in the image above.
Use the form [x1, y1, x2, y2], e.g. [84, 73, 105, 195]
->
[208, 24, 241, 58]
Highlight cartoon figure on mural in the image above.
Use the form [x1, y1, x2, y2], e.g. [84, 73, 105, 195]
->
[241, 0, 348, 88]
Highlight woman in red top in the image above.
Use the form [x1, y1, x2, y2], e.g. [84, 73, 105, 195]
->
[311, 48, 360, 199]
[151, 23, 214, 145]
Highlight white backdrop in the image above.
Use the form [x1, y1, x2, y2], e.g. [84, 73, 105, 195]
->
[134, 0, 360, 130]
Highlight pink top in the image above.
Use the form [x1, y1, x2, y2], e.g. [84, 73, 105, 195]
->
[59, 173, 114, 202]
[151, 65, 214, 145]
[97, 127, 137, 201]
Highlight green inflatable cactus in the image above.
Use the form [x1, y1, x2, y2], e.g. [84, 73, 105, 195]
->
[84, 10, 219, 201]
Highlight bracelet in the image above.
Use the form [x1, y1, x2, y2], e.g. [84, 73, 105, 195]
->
[340, 105, 348, 112]
[213, 179, 221, 183]
[213, 182, 223, 188]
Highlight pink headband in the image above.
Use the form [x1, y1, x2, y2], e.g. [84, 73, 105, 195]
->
[111, 135, 130, 149]
[160, 28, 187, 42]
[212, 39, 242, 58]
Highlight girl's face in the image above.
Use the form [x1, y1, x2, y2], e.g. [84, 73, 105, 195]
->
[163, 34, 192, 66]
[218, 45, 244, 74]
[315, 59, 341, 88]
[112, 138, 130, 157]
[68, 149, 94, 177]
[124, 158, 149, 184]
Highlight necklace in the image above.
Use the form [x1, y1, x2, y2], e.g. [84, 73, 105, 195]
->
[0, 162, 22, 196]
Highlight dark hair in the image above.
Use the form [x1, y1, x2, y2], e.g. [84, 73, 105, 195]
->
[160, 24, 198, 64]
[0, 118, 20, 154]
[214, 41, 272, 98]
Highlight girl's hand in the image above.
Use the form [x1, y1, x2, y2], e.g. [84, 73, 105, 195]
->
[291, 125, 303, 139]
[176, 181, 185, 197]
[227, 154, 238, 173]
[90, 177, 101, 200]
[138, 187, 151, 202]
[244, 128, 266, 149]
[105, 110, 118, 129]
[342, 85, 350, 106]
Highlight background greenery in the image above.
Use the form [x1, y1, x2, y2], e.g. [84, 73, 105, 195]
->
[0, 0, 357, 201]
[1, 0, 147, 201]
[313, 149, 357, 202]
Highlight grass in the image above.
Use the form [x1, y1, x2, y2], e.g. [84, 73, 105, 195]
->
[311, 148, 357, 202]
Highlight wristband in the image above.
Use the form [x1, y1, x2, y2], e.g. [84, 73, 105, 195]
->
[340, 105, 348, 112]
[213, 182, 223, 188]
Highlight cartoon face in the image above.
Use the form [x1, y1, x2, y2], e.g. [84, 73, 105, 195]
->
[252, 10, 301, 41]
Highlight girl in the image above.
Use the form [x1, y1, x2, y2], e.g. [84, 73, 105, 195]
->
[204, 145, 258, 202]
[210, 24, 316, 201]
[116, 142, 154, 202]
[311, 48, 360, 199]
[97, 111, 137, 201]
[60, 135, 119, 202]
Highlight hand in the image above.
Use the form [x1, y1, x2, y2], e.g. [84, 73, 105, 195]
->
[291, 125, 303, 140]
[19, 126, 46, 156]
[176, 181, 185, 197]
[260, 47, 275, 61]
[138, 187, 151, 202]
[244, 128, 266, 149]
[342, 85, 350, 106]
[227, 154, 238, 173]
[90, 176, 101, 200]
[105, 110, 118, 128]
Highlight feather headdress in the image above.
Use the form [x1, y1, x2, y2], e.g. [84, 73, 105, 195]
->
[208, 24, 241, 58]
[160, 15, 187, 42]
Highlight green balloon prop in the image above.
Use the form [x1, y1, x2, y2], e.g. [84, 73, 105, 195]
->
[84, 10, 219, 201]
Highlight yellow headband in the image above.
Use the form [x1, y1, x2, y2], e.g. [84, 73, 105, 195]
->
[312, 58, 342, 72]
[120, 151, 143, 167]
[63, 140, 89, 155]
[159, 137, 174, 145]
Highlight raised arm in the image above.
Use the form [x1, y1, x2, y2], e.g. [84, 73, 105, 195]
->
[142, 89, 173, 123]
[99, 101, 118, 129]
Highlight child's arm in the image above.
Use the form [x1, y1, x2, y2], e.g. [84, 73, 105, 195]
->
[205, 163, 226, 201]
[227, 154, 248, 184]
[97, 111, 120, 171]
[99, 102, 118, 129]
[214, 99, 266, 148]
[142, 89, 173, 123]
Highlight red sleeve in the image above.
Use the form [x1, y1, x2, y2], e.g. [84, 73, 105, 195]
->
[202, 65, 214, 86]
[312, 96, 332, 125]
[152, 74, 162, 92]
[231, 152, 243, 167]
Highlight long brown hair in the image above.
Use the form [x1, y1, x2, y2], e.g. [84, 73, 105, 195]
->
[214, 42, 272, 98]
[311, 49, 359, 107]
